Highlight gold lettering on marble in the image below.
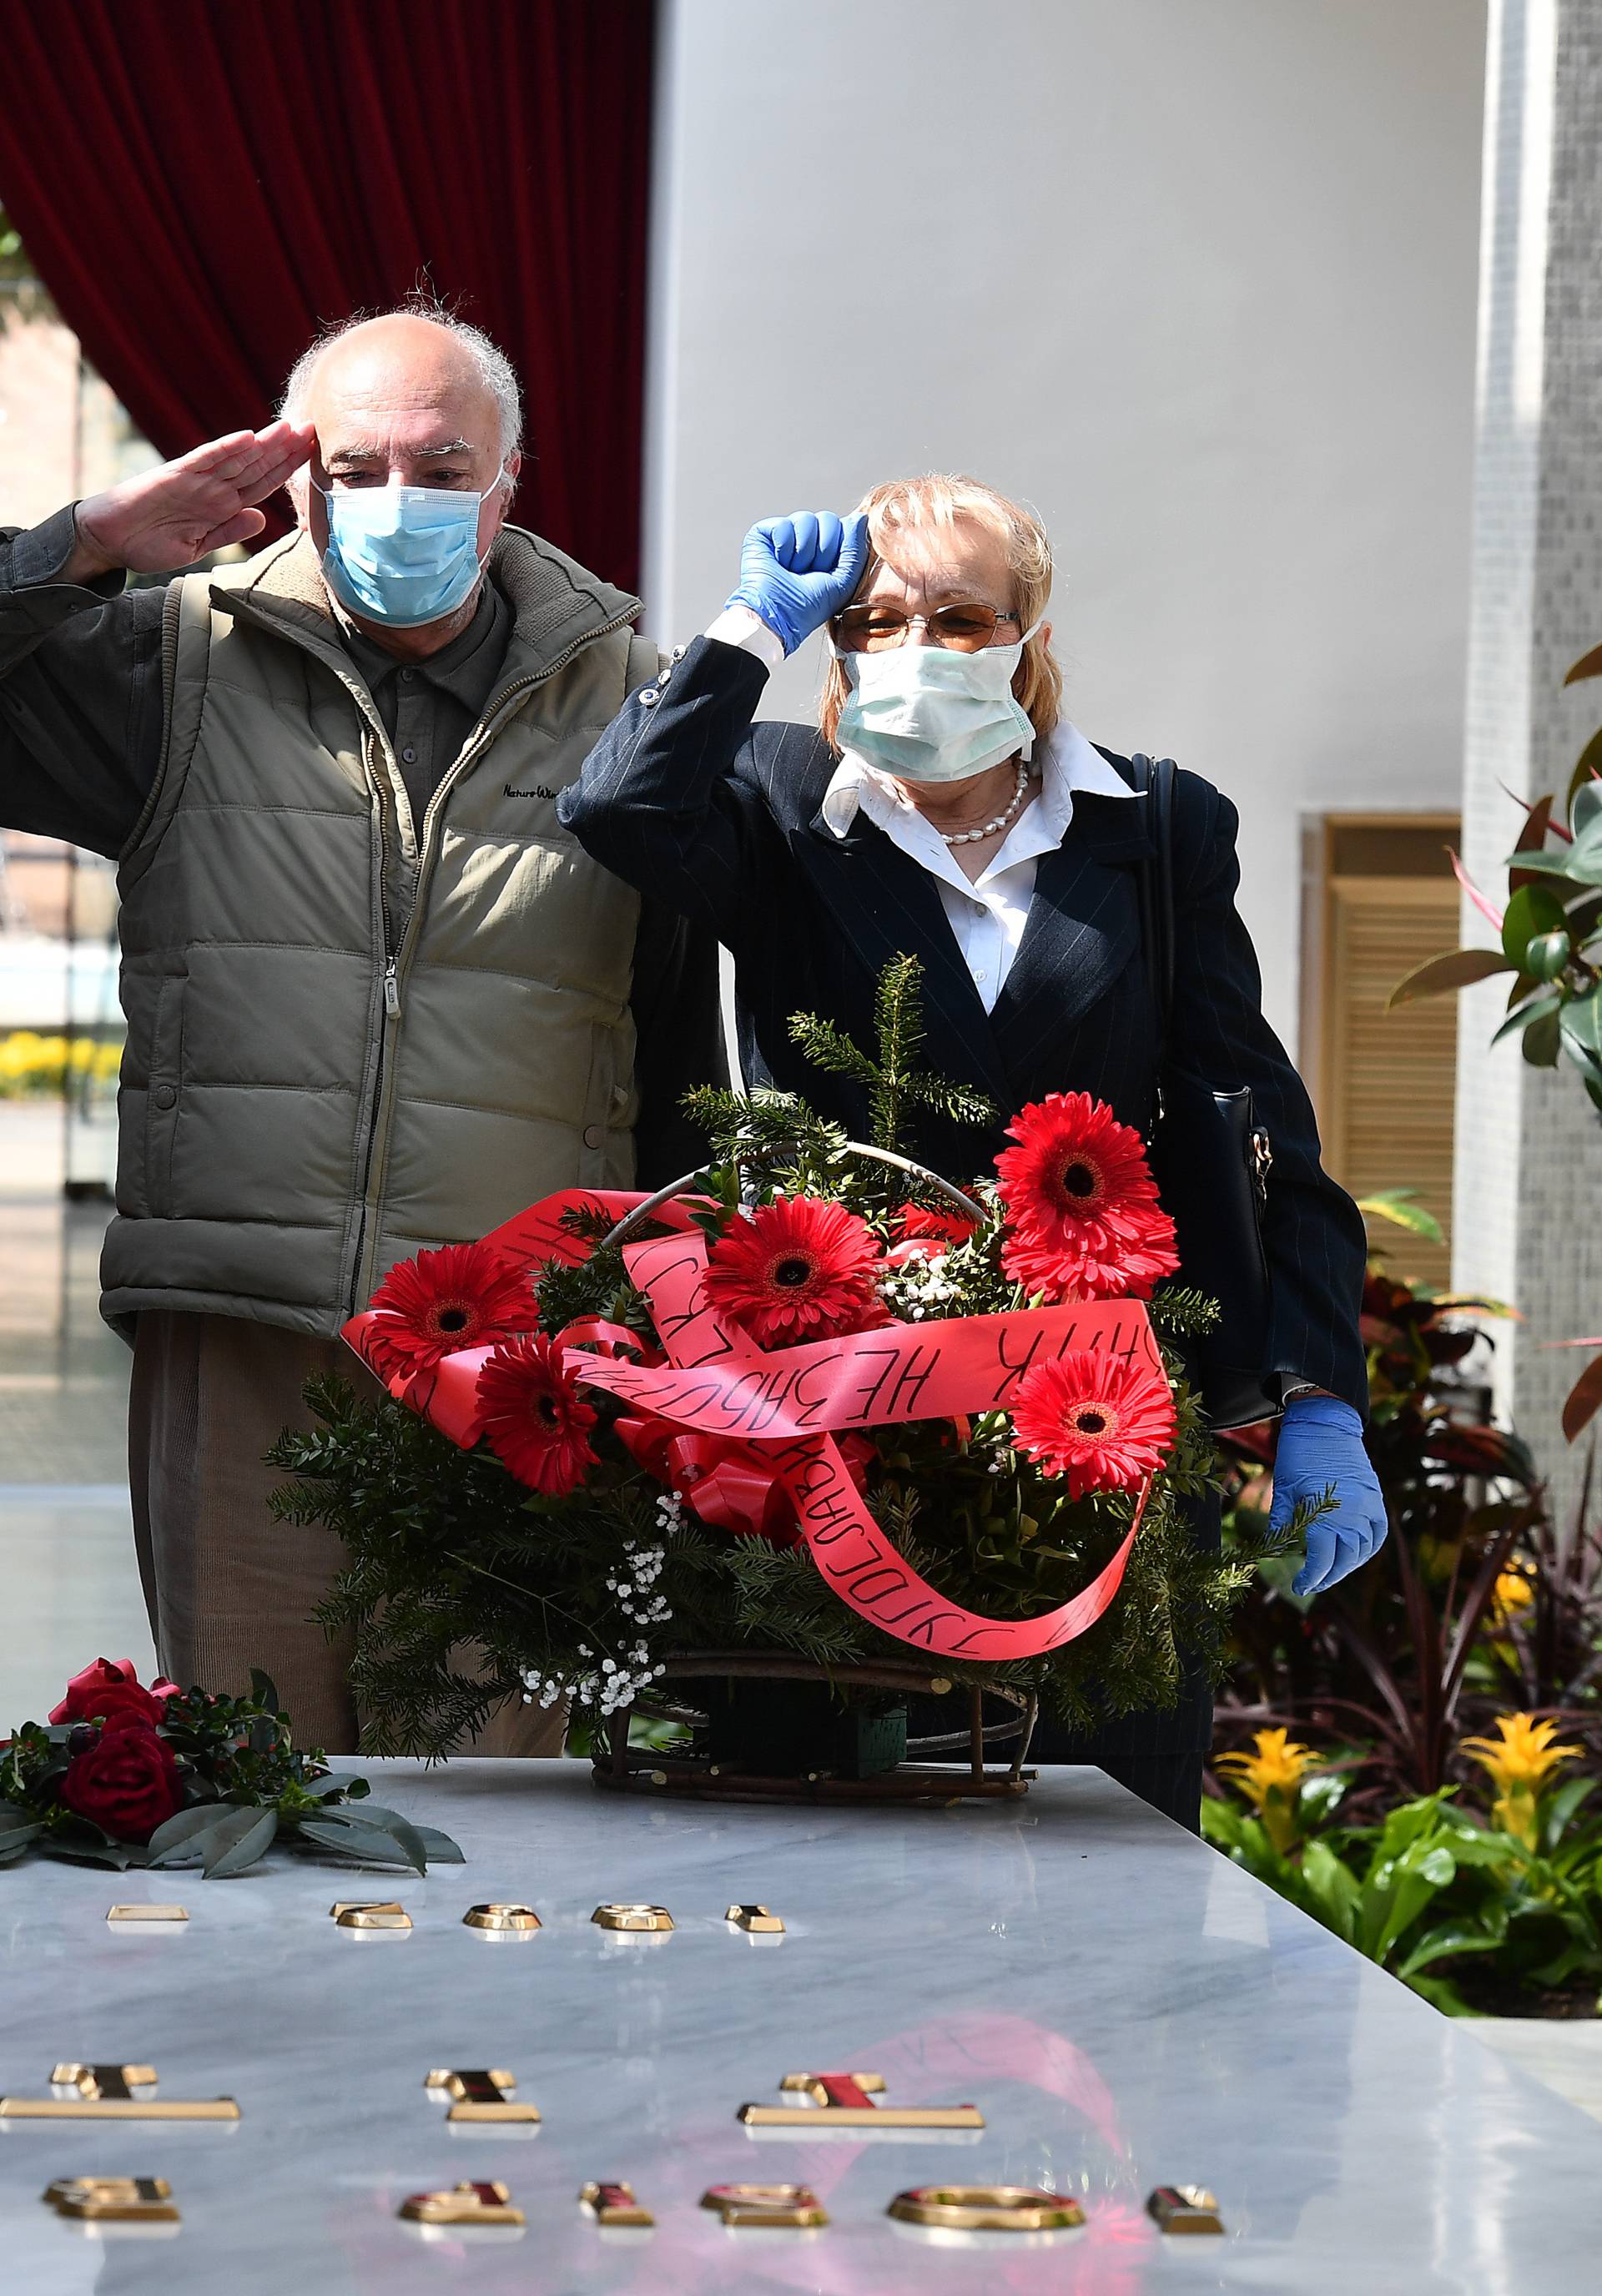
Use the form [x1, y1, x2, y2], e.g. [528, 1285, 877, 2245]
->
[700, 2183, 829, 2229]
[1, 2066, 239, 2121]
[739, 2071, 984, 2130]
[889, 2184, 1086, 2232]
[724, 1904, 784, 1933]
[579, 2179, 654, 2228]
[400, 2180, 525, 2226]
[462, 1902, 540, 1931]
[330, 1901, 411, 1930]
[590, 1902, 673, 1932]
[106, 1905, 188, 1923]
[424, 2067, 541, 2124]
[44, 2177, 179, 2223]
[1146, 2184, 1224, 2234]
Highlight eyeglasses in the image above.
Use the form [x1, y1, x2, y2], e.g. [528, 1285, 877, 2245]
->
[831, 602, 1022, 653]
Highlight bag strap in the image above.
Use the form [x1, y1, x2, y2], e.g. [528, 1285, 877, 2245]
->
[1131, 752, 1178, 1060]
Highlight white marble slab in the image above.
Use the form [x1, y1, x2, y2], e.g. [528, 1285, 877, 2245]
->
[1465, 2017, 1602, 2125]
[0, 1759, 1594, 2293]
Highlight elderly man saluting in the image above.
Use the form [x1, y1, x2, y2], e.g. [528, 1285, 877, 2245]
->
[0, 304, 705, 1750]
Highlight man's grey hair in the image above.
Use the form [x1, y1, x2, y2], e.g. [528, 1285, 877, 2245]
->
[278, 294, 523, 460]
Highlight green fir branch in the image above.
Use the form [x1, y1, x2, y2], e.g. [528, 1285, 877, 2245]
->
[788, 952, 996, 1161]
[1148, 1282, 1225, 1340]
[786, 1012, 879, 1090]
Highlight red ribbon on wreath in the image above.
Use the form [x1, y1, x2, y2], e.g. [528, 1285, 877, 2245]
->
[345, 1190, 1158, 1665]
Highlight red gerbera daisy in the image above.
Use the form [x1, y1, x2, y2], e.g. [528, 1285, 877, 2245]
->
[1010, 1352, 1176, 1496]
[366, 1242, 532, 1376]
[995, 1092, 1178, 1301]
[703, 1196, 889, 1348]
[476, 1333, 598, 1495]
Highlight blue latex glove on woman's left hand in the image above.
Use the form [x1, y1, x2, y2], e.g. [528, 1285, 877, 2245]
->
[1269, 1396, 1387, 1597]
[726, 511, 871, 657]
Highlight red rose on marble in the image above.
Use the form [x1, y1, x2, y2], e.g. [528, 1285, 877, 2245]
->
[60, 1712, 184, 1844]
[50, 1657, 180, 1730]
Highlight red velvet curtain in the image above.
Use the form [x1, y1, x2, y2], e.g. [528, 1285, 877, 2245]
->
[0, 0, 656, 589]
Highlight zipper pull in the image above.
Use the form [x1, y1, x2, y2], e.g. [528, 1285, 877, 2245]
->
[384, 958, 400, 1018]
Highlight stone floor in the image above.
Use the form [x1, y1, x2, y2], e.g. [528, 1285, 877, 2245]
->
[0, 1100, 154, 1722]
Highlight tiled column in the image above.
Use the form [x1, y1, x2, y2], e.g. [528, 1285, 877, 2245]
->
[1454, 0, 1602, 1520]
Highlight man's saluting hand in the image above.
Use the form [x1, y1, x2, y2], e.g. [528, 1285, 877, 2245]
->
[68, 420, 315, 582]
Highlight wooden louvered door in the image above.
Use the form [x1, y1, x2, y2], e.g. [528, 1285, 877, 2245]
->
[1313, 818, 1460, 1292]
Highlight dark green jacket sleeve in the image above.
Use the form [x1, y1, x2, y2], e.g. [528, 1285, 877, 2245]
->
[0, 508, 167, 857]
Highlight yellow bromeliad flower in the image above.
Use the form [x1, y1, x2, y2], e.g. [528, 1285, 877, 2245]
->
[1488, 1568, 1534, 1633]
[1459, 1713, 1584, 1849]
[1216, 1728, 1319, 1853]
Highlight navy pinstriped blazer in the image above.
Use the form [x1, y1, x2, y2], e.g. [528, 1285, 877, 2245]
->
[561, 637, 1367, 1414]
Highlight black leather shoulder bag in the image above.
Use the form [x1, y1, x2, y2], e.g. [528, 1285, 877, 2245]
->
[1131, 753, 1281, 1432]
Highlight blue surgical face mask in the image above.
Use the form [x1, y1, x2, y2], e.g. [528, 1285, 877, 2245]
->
[834, 620, 1043, 784]
[315, 468, 506, 628]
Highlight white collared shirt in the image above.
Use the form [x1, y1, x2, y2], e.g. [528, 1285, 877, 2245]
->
[820, 719, 1140, 1014]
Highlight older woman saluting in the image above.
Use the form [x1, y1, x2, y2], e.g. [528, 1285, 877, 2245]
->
[562, 476, 1383, 1827]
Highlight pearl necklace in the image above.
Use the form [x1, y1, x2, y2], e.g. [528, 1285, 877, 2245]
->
[939, 759, 1031, 847]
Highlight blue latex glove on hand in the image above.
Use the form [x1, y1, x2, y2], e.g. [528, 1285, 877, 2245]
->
[1269, 1396, 1387, 1597]
[727, 511, 872, 657]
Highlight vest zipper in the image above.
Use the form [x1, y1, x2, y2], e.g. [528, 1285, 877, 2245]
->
[349, 604, 639, 1308]
[348, 715, 407, 1297]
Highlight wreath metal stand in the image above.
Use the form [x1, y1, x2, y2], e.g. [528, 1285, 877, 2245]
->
[592, 1656, 1038, 1805]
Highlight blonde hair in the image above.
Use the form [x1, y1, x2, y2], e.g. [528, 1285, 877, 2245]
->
[818, 473, 1061, 753]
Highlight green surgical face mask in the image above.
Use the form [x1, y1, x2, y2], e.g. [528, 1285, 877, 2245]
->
[834, 622, 1043, 783]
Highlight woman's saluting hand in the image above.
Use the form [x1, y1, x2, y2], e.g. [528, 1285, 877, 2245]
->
[727, 511, 871, 657]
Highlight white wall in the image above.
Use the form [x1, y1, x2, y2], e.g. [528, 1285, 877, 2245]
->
[642, 0, 1485, 1050]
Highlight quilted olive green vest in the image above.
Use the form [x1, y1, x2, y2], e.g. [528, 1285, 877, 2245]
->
[103, 523, 658, 1337]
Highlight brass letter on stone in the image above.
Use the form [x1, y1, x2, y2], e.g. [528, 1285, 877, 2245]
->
[739, 2072, 983, 2130]
[330, 1901, 411, 1930]
[424, 2068, 541, 2125]
[400, 2180, 525, 2226]
[889, 2184, 1086, 2232]
[44, 2177, 180, 2223]
[700, 2183, 829, 2229]
[1, 2067, 239, 2122]
[580, 2179, 654, 2228]
[1146, 2184, 1224, 2234]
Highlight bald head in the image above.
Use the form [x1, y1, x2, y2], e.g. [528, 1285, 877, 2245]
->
[281, 305, 521, 459]
[307, 313, 495, 440]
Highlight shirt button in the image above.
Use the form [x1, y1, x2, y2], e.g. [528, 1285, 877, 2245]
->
[583, 1123, 605, 1149]
[401, 746, 417, 763]
[399, 667, 414, 682]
